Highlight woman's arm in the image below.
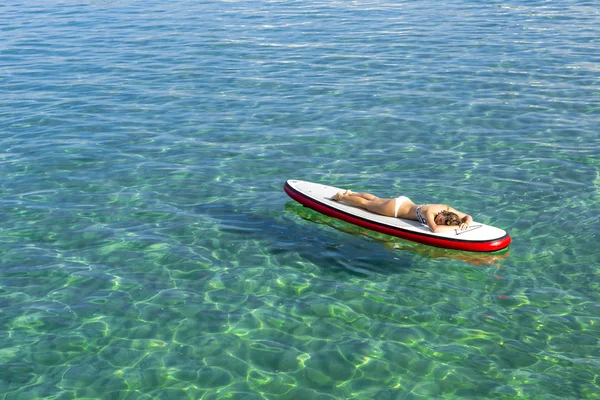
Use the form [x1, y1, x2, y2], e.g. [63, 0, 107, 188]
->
[430, 224, 462, 234]
[447, 206, 471, 221]
[424, 211, 457, 233]
[448, 207, 472, 230]
[425, 205, 472, 233]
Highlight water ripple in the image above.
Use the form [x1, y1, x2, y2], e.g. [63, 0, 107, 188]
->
[1, 0, 599, 398]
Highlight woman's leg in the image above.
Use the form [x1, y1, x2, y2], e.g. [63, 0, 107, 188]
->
[345, 190, 376, 200]
[332, 190, 376, 201]
[332, 191, 396, 217]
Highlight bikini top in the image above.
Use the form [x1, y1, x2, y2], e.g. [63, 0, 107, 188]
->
[416, 205, 427, 225]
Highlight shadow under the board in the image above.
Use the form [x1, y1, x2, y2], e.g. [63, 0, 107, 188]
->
[194, 202, 415, 277]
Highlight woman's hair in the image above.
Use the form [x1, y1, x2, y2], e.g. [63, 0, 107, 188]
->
[440, 211, 463, 226]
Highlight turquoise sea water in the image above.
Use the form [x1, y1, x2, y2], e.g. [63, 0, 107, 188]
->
[1, 0, 599, 398]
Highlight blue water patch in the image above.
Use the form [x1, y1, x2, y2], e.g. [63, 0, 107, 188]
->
[1, 0, 599, 398]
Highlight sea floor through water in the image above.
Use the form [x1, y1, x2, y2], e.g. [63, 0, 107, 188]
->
[1, 0, 599, 399]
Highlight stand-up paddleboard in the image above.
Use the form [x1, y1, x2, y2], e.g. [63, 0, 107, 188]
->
[284, 180, 511, 252]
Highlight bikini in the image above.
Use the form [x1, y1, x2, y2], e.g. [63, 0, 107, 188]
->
[395, 196, 428, 225]
[415, 205, 427, 225]
[394, 196, 409, 218]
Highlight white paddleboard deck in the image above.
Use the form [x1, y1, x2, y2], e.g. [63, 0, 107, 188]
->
[284, 179, 511, 252]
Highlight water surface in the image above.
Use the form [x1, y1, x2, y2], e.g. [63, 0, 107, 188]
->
[1, 1, 599, 399]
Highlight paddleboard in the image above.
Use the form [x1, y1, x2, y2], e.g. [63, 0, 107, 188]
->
[284, 179, 511, 252]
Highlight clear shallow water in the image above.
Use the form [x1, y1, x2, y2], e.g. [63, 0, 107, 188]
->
[1, 0, 599, 398]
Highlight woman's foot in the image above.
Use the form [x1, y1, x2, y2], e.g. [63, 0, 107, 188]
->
[331, 191, 345, 201]
[331, 189, 352, 201]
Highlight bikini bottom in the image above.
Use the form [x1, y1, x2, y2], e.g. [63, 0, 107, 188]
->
[394, 196, 410, 218]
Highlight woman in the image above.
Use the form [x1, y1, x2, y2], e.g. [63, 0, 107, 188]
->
[331, 190, 472, 233]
